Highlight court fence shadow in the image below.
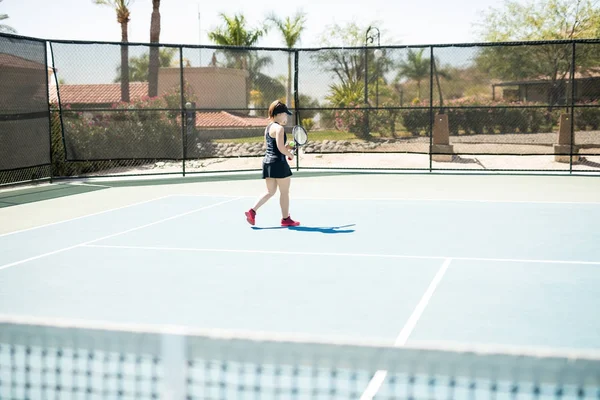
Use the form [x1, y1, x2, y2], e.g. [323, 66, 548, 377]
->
[251, 224, 356, 234]
[578, 157, 600, 169]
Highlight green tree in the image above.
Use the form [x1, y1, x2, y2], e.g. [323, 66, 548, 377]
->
[314, 22, 368, 88]
[267, 11, 307, 106]
[325, 80, 364, 106]
[207, 13, 266, 107]
[475, 0, 600, 42]
[208, 13, 265, 68]
[297, 93, 320, 120]
[316, 22, 394, 138]
[0, 0, 16, 33]
[474, 0, 600, 105]
[94, 0, 133, 102]
[315, 22, 393, 100]
[114, 48, 176, 83]
[148, 0, 161, 97]
[396, 49, 430, 100]
[393, 48, 453, 108]
[247, 53, 286, 109]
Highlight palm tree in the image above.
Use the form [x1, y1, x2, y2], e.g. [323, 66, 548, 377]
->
[0, 0, 16, 33]
[94, 0, 132, 102]
[326, 80, 364, 107]
[247, 53, 285, 108]
[114, 48, 176, 82]
[267, 11, 306, 106]
[208, 13, 265, 65]
[207, 13, 266, 107]
[397, 49, 429, 100]
[148, 0, 161, 97]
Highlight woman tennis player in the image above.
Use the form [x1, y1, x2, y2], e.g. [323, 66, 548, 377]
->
[244, 100, 300, 227]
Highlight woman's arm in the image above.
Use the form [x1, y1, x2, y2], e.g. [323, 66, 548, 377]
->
[274, 125, 294, 159]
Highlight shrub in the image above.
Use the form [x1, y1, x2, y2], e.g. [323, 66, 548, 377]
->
[333, 103, 368, 138]
[49, 85, 198, 177]
[575, 101, 600, 130]
[398, 97, 565, 136]
[301, 118, 315, 131]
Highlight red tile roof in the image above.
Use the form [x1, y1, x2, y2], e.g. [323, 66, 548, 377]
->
[51, 82, 149, 104]
[195, 111, 268, 128]
[48, 82, 268, 128]
[0, 53, 45, 70]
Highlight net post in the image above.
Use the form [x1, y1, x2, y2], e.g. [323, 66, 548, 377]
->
[161, 328, 188, 400]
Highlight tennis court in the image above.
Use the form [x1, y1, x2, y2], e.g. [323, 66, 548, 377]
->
[1, 172, 600, 399]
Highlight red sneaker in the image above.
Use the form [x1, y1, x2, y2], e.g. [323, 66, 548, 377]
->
[281, 216, 300, 227]
[245, 209, 256, 225]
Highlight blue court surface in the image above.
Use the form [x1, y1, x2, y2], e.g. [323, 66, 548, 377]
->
[2, 185, 600, 354]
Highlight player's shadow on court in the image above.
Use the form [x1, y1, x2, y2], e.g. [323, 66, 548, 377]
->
[251, 224, 356, 234]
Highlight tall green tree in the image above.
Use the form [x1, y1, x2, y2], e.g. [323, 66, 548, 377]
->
[396, 49, 430, 100]
[267, 11, 307, 106]
[148, 0, 161, 97]
[395, 49, 451, 107]
[474, 0, 600, 105]
[247, 53, 285, 108]
[94, 0, 133, 102]
[114, 48, 176, 83]
[315, 22, 393, 103]
[314, 22, 368, 88]
[208, 13, 265, 68]
[207, 13, 266, 107]
[475, 0, 600, 42]
[0, 0, 15, 33]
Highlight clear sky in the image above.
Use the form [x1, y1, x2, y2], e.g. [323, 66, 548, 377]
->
[2, 0, 511, 48]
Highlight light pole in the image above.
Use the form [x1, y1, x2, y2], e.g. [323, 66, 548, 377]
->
[374, 48, 382, 107]
[197, 5, 202, 66]
[364, 26, 380, 137]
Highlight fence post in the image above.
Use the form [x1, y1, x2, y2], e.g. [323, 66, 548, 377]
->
[429, 46, 434, 172]
[364, 44, 370, 138]
[569, 41, 576, 173]
[49, 41, 68, 169]
[556, 42, 579, 168]
[44, 41, 54, 183]
[294, 49, 300, 171]
[179, 46, 186, 177]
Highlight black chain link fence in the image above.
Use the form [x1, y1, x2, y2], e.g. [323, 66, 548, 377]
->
[0, 35, 52, 185]
[2, 33, 600, 186]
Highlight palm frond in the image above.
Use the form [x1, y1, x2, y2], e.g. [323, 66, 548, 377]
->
[267, 11, 307, 48]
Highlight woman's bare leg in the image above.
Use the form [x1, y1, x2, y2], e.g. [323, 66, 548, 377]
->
[252, 178, 278, 211]
[276, 177, 291, 218]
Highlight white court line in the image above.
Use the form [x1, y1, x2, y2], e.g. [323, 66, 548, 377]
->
[66, 182, 115, 188]
[0, 194, 174, 238]
[360, 258, 453, 400]
[171, 193, 600, 205]
[0, 197, 242, 272]
[78, 245, 600, 266]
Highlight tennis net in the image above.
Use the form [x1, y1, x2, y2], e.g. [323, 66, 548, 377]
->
[1, 315, 599, 400]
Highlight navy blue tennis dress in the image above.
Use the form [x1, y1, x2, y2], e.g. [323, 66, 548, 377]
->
[262, 122, 293, 179]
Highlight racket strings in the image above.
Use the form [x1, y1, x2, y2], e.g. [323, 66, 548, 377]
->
[293, 126, 308, 146]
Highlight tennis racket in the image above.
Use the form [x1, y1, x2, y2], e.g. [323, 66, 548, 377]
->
[288, 125, 308, 160]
